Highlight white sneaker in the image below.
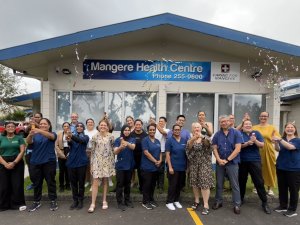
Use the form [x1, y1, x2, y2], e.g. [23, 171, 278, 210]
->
[84, 182, 90, 188]
[166, 203, 176, 210]
[108, 178, 113, 187]
[253, 188, 257, 194]
[267, 189, 274, 196]
[174, 202, 182, 209]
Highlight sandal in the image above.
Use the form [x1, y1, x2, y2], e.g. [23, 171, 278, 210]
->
[191, 202, 200, 210]
[102, 201, 108, 210]
[88, 204, 95, 213]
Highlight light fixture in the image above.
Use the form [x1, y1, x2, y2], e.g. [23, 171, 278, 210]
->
[62, 68, 72, 75]
[251, 68, 263, 79]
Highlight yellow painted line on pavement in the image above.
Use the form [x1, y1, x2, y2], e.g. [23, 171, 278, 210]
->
[187, 208, 204, 225]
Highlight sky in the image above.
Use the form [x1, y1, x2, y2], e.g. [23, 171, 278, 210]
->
[1, 0, 300, 93]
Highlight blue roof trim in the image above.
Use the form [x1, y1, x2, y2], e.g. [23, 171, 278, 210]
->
[281, 94, 300, 102]
[281, 83, 300, 91]
[1, 13, 300, 61]
[9, 92, 40, 103]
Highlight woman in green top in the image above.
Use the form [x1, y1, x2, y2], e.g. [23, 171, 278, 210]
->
[0, 122, 26, 211]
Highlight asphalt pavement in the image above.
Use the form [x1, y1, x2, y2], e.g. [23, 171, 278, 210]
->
[1, 199, 300, 225]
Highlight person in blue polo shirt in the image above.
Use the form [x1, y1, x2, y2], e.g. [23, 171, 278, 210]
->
[66, 122, 89, 210]
[140, 124, 162, 210]
[239, 119, 271, 214]
[167, 115, 191, 141]
[26, 118, 58, 212]
[212, 115, 243, 214]
[165, 124, 187, 211]
[114, 125, 136, 211]
[273, 122, 300, 217]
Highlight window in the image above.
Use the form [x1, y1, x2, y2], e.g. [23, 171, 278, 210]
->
[108, 92, 123, 131]
[56, 92, 70, 130]
[125, 92, 157, 128]
[166, 94, 180, 126]
[72, 91, 105, 123]
[234, 94, 266, 125]
[183, 93, 214, 131]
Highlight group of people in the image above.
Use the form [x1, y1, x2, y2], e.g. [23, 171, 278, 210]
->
[0, 111, 299, 218]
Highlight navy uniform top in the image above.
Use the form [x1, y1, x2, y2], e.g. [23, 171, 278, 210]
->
[114, 137, 136, 170]
[30, 132, 57, 165]
[66, 133, 89, 168]
[141, 136, 161, 172]
[167, 128, 191, 142]
[212, 128, 243, 164]
[277, 137, 300, 171]
[240, 130, 264, 162]
[165, 136, 187, 171]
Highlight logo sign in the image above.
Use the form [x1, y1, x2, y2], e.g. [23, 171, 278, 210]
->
[83, 60, 211, 82]
[211, 62, 240, 82]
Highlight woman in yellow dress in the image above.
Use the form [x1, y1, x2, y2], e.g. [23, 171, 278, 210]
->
[253, 111, 280, 196]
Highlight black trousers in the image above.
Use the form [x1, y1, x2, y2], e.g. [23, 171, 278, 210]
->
[141, 170, 158, 204]
[277, 168, 300, 211]
[58, 158, 70, 188]
[29, 161, 57, 202]
[157, 153, 166, 189]
[239, 161, 268, 203]
[116, 170, 133, 204]
[166, 170, 185, 203]
[68, 166, 87, 202]
[0, 159, 25, 210]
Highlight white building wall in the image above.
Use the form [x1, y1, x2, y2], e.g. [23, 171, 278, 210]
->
[45, 40, 278, 125]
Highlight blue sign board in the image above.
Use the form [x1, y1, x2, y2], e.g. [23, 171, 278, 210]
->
[83, 59, 211, 82]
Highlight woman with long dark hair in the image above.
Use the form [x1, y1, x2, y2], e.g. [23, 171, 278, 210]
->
[273, 122, 300, 217]
[26, 118, 58, 212]
[0, 122, 26, 211]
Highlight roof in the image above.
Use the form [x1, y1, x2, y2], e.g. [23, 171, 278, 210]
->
[6, 92, 40, 107]
[1, 13, 300, 61]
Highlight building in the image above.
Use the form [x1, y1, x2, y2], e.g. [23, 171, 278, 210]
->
[1, 13, 300, 132]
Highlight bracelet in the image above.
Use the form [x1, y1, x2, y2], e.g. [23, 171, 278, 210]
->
[226, 157, 231, 162]
[12, 161, 17, 165]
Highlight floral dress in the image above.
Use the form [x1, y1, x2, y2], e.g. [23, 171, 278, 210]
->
[186, 141, 214, 189]
[90, 132, 115, 178]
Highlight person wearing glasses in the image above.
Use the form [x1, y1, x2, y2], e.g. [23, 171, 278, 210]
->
[253, 112, 280, 196]
[212, 115, 243, 214]
[66, 122, 89, 210]
[165, 124, 187, 210]
[0, 122, 26, 211]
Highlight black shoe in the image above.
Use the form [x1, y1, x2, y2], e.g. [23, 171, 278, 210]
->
[150, 201, 158, 208]
[202, 207, 210, 215]
[118, 203, 126, 211]
[233, 206, 241, 214]
[262, 203, 271, 214]
[125, 201, 134, 208]
[284, 210, 298, 217]
[212, 202, 223, 210]
[142, 203, 153, 210]
[28, 202, 41, 212]
[191, 202, 200, 210]
[70, 201, 78, 210]
[50, 201, 58, 211]
[274, 205, 288, 213]
[77, 201, 83, 210]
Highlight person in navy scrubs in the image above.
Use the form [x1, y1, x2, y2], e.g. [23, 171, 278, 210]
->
[165, 124, 187, 211]
[26, 118, 58, 212]
[66, 122, 89, 210]
[114, 125, 136, 211]
[140, 124, 162, 210]
[273, 122, 300, 217]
